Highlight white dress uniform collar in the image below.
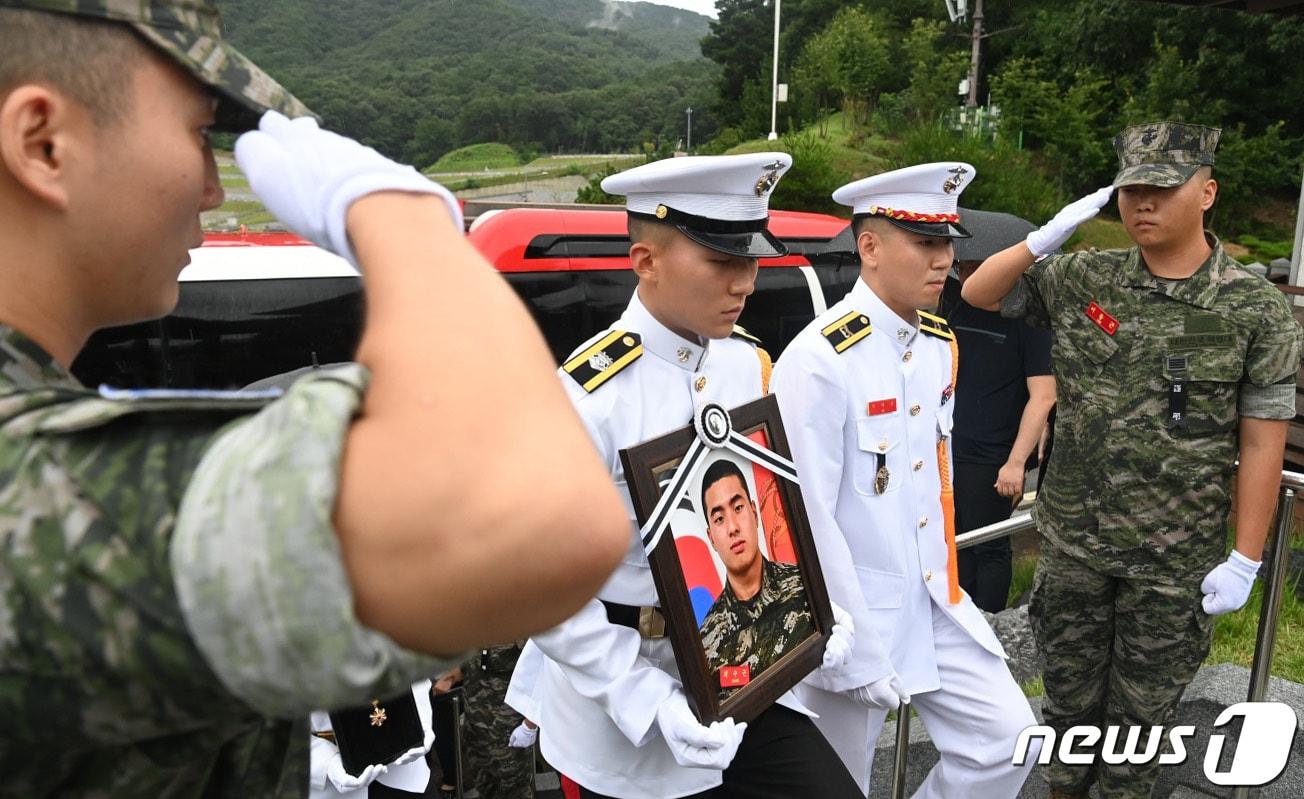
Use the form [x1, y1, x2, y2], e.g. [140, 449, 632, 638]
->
[849, 278, 917, 350]
[624, 290, 708, 372]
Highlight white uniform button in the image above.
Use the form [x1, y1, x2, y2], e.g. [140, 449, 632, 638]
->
[878, 441, 888, 452]
[909, 404, 921, 416]
[918, 517, 928, 528]
[913, 460, 924, 471]
[677, 347, 691, 363]
[924, 570, 934, 582]
[903, 350, 912, 363]
[695, 376, 707, 392]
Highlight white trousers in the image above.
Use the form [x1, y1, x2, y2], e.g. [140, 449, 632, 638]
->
[865, 603, 1039, 798]
[803, 602, 1037, 792]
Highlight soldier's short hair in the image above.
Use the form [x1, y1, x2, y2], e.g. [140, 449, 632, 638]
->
[700, 459, 752, 523]
[0, 8, 144, 125]
[851, 214, 899, 240]
[627, 216, 675, 246]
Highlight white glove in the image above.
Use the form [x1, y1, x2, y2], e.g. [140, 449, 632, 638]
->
[655, 689, 747, 770]
[821, 602, 855, 672]
[1201, 550, 1261, 616]
[508, 721, 538, 749]
[234, 110, 463, 266]
[1025, 186, 1114, 258]
[325, 755, 387, 792]
[390, 731, 433, 767]
[848, 671, 910, 709]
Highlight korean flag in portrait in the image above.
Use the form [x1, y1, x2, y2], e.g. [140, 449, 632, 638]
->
[669, 429, 799, 626]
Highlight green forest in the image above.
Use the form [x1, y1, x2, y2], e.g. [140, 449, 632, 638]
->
[699, 0, 1304, 237]
[221, 0, 720, 167]
[220, 0, 1304, 241]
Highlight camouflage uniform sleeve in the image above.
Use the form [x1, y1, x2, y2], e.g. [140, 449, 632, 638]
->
[1000, 253, 1071, 329]
[1239, 289, 1302, 420]
[171, 364, 451, 718]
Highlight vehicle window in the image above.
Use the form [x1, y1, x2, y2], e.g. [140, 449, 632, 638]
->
[73, 277, 364, 389]
[73, 240, 845, 389]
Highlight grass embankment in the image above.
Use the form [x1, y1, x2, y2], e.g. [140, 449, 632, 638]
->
[1005, 534, 1304, 695]
[429, 142, 520, 172]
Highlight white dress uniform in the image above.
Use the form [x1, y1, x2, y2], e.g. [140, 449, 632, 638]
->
[527, 292, 813, 798]
[772, 163, 1038, 797]
[512, 151, 836, 799]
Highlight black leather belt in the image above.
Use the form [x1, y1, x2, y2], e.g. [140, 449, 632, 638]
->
[602, 600, 667, 639]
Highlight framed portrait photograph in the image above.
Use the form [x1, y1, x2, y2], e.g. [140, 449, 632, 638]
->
[620, 395, 834, 724]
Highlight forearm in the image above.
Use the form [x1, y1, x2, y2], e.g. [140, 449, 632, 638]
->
[336, 194, 627, 654]
[961, 242, 1037, 311]
[1233, 418, 1289, 561]
[1006, 396, 1055, 467]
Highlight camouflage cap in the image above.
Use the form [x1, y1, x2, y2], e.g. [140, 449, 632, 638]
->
[0, 0, 314, 131]
[1112, 122, 1221, 188]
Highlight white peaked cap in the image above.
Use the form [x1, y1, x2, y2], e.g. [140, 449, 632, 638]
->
[832, 162, 977, 238]
[601, 153, 794, 257]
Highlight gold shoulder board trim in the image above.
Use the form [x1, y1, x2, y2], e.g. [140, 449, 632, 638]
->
[918, 310, 955, 341]
[563, 330, 642, 393]
[731, 325, 762, 345]
[821, 311, 872, 354]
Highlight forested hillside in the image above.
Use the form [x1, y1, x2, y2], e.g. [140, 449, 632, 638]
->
[701, 0, 1304, 237]
[220, 0, 716, 165]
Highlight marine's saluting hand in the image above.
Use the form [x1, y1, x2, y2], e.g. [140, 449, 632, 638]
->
[235, 110, 462, 266]
[1025, 186, 1115, 258]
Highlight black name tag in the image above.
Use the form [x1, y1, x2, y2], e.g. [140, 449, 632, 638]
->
[1167, 333, 1234, 350]
[1167, 379, 1187, 429]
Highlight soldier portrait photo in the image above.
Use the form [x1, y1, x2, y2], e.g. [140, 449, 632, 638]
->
[649, 448, 808, 703]
[694, 455, 814, 702]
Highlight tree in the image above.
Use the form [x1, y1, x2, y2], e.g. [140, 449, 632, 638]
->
[898, 19, 969, 123]
[794, 7, 896, 128]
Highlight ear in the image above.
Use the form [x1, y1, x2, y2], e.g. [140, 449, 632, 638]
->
[0, 85, 81, 210]
[629, 239, 658, 283]
[1200, 178, 1218, 212]
[856, 228, 881, 270]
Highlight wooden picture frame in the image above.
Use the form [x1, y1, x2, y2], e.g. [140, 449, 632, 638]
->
[620, 395, 834, 725]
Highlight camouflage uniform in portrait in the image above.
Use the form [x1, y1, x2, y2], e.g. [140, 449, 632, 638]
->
[700, 558, 814, 703]
[461, 643, 534, 799]
[0, 2, 445, 795]
[1002, 123, 1304, 798]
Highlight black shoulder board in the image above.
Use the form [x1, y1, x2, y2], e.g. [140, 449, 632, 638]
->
[918, 310, 955, 341]
[821, 310, 872, 353]
[731, 325, 762, 346]
[563, 330, 642, 393]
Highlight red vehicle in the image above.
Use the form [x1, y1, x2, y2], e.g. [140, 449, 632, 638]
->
[72, 204, 858, 389]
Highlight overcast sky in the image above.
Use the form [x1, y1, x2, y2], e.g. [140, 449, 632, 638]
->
[642, 0, 719, 18]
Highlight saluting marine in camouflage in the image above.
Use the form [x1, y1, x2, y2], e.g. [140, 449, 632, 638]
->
[700, 557, 814, 702]
[0, 1, 479, 795]
[0, 331, 445, 795]
[986, 122, 1303, 798]
[461, 643, 535, 799]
